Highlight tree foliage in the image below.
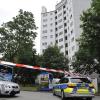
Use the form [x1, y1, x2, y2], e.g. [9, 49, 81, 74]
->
[36, 46, 69, 70]
[73, 0, 100, 74]
[0, 9, 37, 64]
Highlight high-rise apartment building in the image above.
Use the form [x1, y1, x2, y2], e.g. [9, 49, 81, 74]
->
[40, 0, 91, 62]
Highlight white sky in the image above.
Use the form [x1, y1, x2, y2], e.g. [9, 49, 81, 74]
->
[0, 0, 61, 54]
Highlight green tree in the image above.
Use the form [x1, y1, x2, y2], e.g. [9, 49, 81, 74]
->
[73, 0, 100, 74]
[36, 46, 69, 70]
[0, 9, 37, 64]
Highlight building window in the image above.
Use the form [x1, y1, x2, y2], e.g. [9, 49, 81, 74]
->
[64, 29, 67, 33]
[42, 30, 47, 33]
[64, 23, 67, 27]
[42, 36, 47, 39]
[59, 32, 63, 35]
[42, 42, 47, 46]
[71, 29, 73, 34]
[64, 17, 66, 20]
[43, 19, 47, 22]
[55, 34, 58, 37]
[65, 36, 67, 40]
[50, 23, 53, 26]
[43, 13, 47, 17]
[70, 21, 73, 27]
[58, 19, 62, 23]
[58, 13, 62, 17]
[70, 14, 72, 19]
[43, 24, 47, 28]
[72, 46, 75, 51]
[50, 29, 53, 32]
[55, 28, 58, 31]
[58, 7, 62, 12]
[59, 38, 63, 42]
[55, 11, 57, 14]
[71, 37, 74, 42]
[55, 22, 57, 25]
[56, 40, 58, 43]
[66, 51, 68, 55]
[50, 18, 53, 20]
[50, 35, 53, 38]
[59, 45, 63, 49]
[55, 16, 57, 19]
[63, 5, 66, 8]
[65, 43, 68, 47]
[59, 25, 63, 29]
[63, 11, 66, 14]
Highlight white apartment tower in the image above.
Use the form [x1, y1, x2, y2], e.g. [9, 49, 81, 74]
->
[40, 0, 91, 62]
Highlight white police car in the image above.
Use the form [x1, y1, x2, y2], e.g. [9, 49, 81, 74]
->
[53, 76, 96, 100]
[0, 76, 20, 96]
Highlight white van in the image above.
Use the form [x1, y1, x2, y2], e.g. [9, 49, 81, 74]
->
[0, 76, 20, 96]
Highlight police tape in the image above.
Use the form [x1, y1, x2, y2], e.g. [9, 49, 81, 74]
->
[0, 60, 80, 76]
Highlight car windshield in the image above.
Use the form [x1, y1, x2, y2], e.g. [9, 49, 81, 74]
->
[0, 76, 6, 81]
[70, 78, 91, 83]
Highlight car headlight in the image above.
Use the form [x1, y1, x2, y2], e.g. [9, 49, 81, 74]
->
[4, 84, 11, 88]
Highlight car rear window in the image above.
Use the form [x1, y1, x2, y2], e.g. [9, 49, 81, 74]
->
[70, 78, 91, 83]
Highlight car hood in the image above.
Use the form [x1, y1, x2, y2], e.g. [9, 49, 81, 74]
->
[0, 80, 18, 86]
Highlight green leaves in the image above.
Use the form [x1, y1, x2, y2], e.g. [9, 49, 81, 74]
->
[36, 46, 69, 70]
[73, 0, 100, 74]
[0, 9, 37, 64]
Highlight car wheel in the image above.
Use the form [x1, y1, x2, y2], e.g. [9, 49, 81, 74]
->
[53, 89, 56, 96]
[86, 97, 92, 100]
[61, 91, 65, 100]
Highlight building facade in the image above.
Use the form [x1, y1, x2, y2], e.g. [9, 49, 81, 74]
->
[40, 0, 91, 62]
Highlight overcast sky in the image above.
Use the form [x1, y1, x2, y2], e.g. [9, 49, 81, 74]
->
[0, 0, 61, 54]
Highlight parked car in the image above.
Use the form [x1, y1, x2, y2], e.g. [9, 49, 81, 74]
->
[0, 76, 20, 96]
[52, 76, 96, 100]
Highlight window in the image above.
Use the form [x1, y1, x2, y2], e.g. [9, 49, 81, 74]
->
[59, 45, 63, 49]
[64, 17, 66, 20]
[55, 11, 57, 14]
[42, 30, 47, 33]
[71, 29, 73, 34]
[43, 13, 47, 17]
[58, 7, 62, 12]
[70, 21, 73, 27]
[42, 36, 47, 39]
[55, 34, 58, 37]
[50, 23, 53, 26]
[64, 23, 67, 27]
[66, 51, 68, 55]
[58, 19, 62, 23]
[59, 32, 63, 35]
[56, 40, 58, 43]
[63, 5, 66, 8]
[50, 29, 53, 32]
[70, 14, 72, 19]
[55, 16, 57, 19]
[55, 22, 57, 25]
[50, 18, 53, 20]
[43, 24, 47, 28]
[60, 78, 69, 83]
[64, 29, 67, 33]
[59, 38, 63, 42]
[50, 35, 53, 38]
[43, 19, 47, 22]
[65, 43, 68, 47]
[59, 25, 63, 29]
[65, 36, 67, 40]
[63, 11, 66, 14]
[55, 28, 58, 31]
[42, 42, 47, 46]
[72, 46, 75, 51]
[58, 13, 62, 17]
[71, 37, 74, 42]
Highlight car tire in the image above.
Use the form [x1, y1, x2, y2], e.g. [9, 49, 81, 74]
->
[61, 91, 65, 100]
[53, 89, 56, 96]
[86, 97, 92, 100]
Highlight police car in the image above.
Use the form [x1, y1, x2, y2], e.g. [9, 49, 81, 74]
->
[0, 76, 20, 96]
[52, 76, 96, 100]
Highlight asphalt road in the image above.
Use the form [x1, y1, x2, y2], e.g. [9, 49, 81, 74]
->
[0, 91, 99, 100]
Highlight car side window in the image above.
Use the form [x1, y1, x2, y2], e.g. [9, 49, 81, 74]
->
[59, 78, 69, 83]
